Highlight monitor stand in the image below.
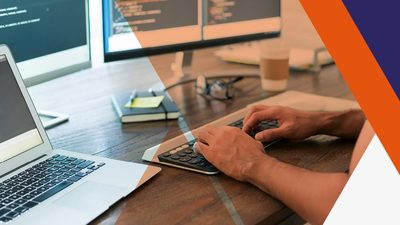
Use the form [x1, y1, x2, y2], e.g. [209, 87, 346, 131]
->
[166, 50, 259, 91]
[170, 50, 194, 79]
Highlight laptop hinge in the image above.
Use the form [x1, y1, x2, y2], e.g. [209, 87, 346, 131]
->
[0, 154, 49, 179]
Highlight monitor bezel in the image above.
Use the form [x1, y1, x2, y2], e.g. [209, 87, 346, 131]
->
[102, 0, 282, 62]
[104, 32, 281, 62]
[19, 0, 92, 87]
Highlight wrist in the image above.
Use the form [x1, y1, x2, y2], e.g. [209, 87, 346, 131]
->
[242, 154, 278, 185]
[314, 111, 338, 135]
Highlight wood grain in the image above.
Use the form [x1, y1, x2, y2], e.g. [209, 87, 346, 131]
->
[28, 46, 356, 225]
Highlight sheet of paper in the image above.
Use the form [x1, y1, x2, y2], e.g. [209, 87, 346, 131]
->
[125, 96, 165, 108]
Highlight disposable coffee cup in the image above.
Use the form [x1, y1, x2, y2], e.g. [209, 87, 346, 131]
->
[259, 40, 290, 91]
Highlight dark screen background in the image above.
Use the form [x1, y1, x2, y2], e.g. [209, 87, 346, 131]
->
[206, 0, 280, 25]
[0, 57, 38, 143]
[0, 0, 87, 62]
[111, 0, 198, 33]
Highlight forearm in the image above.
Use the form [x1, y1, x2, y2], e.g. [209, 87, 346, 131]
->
[315, 109, 366, 138]
[245, 156, 349, 225]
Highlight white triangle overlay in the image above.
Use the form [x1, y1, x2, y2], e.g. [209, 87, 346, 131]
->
[324, 135, 400, 225]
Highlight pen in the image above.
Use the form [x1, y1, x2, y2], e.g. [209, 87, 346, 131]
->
[129, 90, 137, 104]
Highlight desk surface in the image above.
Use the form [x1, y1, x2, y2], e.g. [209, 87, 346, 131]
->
[29, 47, 355, 225]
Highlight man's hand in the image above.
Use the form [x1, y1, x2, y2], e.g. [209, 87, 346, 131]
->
[242, 105, 321, 142]
[196, 126, 272, 182]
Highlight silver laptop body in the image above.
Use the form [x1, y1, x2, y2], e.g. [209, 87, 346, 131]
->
[0, 45, 160, 225]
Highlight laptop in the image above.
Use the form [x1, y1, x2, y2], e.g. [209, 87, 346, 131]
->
[0, 45, 161, 224]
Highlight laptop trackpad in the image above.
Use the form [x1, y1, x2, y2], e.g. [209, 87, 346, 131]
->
[53, 181, 127, 212]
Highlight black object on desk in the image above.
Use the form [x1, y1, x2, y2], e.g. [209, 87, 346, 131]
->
[158, 118, 280, 174]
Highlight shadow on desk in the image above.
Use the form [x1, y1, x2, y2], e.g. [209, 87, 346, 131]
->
[90, 135, 354, 225]
[28, 48, 355, 225]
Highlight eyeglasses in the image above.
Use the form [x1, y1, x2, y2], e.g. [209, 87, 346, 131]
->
[195, 75, 243, 100]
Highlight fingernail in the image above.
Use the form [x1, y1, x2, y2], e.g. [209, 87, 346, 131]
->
[193, 142, 199, 153]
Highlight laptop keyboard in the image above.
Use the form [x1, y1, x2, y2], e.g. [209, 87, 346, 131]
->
[0, 154, 105, 223]
[158, 118, 279, 174]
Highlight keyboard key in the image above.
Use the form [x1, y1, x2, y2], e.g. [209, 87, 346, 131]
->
[54, 156, 68, 161]
[51, 154, 60, 159]
[161, 152, 171, 158]
[15, 199, 27, 205]
[6, 203, 19, 210]
[0, 216, 11, 223]
[67, 176, 81, 183]
[63, 172, 75, 177]
[76, 161, 94, 169]
[22, 194, 35, 200]
[70, 168, 81, 173]
[30, 182, 43, 188]
[14, 206, 28, 214]
[9, 195, 20, 200]
[75, 172, 87, 177]
[66, 157, 77, 161]
[177, 152, 186, 157]
[189, 153, 198, 158]
[43, 183, 56, 189]
[23, 201, 38, 209]
[0, 209, 10, 217]
[30, 190, 43, 196]
[87, 165, 96, 170]
[71, 159, 85, 165]
[179, 157, 191, 162]
[16, 190, 29, 196]
[5, 211, 19, 219]
[33, 181, 73, 202]
[0, 193, 9, 199]
[58, 174, 71, 180]
[1, 199, 13, 204]
[171, 154, 180, 160]
[63, 165, 74, 169]
[4, 190, 15, 195]
[183, 149, 193, 154]
[189, 158, 201, 164]
[23, 187, 35, 192]
[198, 162, 207, 167]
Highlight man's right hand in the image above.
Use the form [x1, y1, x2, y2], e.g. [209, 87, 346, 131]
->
[242, 105, 321, 142]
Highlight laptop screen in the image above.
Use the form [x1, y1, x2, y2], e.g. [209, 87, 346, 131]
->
[0, 55, 43, 163]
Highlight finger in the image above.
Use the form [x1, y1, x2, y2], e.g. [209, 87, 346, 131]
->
[243, 105, 268, 124]
[202, 125, 219, 136]
[242, 108, 281, 133]
[242, 111, 268, 133]
[255, 127, 286, 142]
[197, 130, 215, 145]
[195, 141, 215, 162]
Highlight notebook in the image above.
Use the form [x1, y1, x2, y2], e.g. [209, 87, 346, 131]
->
[112, 91, 180, 123]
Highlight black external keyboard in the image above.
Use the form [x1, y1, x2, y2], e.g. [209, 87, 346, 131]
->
[0, 154, 105, 223]
[158, 118, 279, 174]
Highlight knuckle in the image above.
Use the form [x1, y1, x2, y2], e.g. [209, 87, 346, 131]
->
[249, 105, 258, 111]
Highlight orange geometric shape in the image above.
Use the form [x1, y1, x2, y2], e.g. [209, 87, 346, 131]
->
[299, 0, 400, 172]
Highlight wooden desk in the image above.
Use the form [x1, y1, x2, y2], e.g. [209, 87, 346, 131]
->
[28, 47, 356, 225]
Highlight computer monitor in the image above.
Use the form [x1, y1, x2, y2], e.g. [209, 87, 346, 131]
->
[103, 0, 281, 62]
[0, 0, 91, 87]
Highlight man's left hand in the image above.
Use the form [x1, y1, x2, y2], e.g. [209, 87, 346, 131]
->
[196, 126, 268, 181]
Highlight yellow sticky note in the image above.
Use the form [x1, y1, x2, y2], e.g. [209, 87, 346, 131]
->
[125, 96, 165, 108]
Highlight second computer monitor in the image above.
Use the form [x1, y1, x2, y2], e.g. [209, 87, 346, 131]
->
[103, 0, 281, 61]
